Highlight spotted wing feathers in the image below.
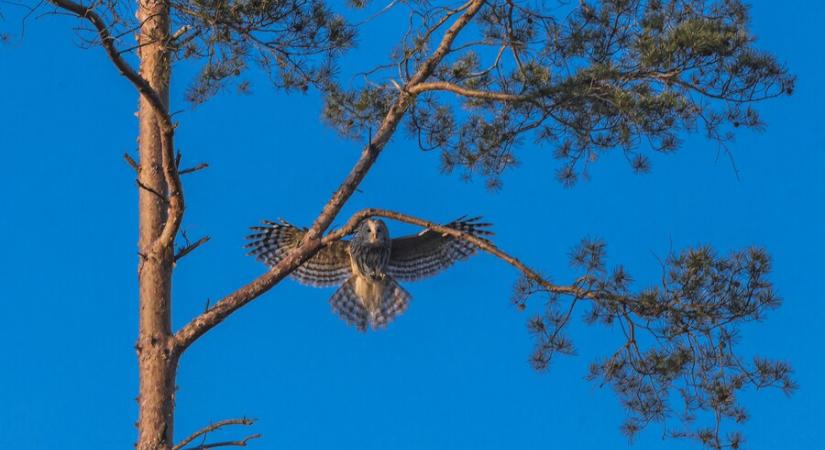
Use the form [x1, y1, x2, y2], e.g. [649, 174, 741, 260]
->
[246, 220, 352, 287]
[386, 216, 492, 281]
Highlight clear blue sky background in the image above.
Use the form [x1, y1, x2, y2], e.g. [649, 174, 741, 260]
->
[0, 2, 823, 449]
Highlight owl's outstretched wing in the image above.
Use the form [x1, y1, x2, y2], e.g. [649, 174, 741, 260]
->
[386, 216, 492, 282]
[246, 220, 352, 287]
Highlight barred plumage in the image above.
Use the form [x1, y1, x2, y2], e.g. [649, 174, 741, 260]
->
[246, 216, 492, 331]
[387, 216, 492, 281]
[245, 220, 351, 287]
[330, 276, 410, 331]
[329, 278, 368, 331]
[349, 219, 391, 281]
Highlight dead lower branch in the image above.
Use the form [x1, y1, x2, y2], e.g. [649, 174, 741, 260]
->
[136, 179, 168, 204]
[174, 236, 210, 263]
[179, 162, 209, 175]
[124, 152, 140, 172]
[180, 434, 261, 450]
[173, 418, 257, 450]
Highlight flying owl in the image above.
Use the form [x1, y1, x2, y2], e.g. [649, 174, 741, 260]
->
[245, 216, 492, 331]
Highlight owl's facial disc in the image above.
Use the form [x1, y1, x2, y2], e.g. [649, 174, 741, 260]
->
[366, 219, 387, 243]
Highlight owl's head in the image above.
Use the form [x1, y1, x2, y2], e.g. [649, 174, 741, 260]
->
[356, 219, 390, 245]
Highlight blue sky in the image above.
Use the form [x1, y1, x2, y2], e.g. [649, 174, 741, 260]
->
[0, 1, 823, 449]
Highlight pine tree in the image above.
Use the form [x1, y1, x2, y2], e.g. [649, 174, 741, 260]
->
[15, 1, 796, 448]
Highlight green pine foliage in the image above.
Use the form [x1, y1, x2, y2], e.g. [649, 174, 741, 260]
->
[324, 0, 793, 187]
[514, 242, 793, 449]
[172, 0, 356, 103]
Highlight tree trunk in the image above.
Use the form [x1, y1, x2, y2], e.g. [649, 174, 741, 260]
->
[135, 0, 175, 449]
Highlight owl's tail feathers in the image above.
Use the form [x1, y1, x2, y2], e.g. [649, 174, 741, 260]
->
[329, 277, 411, 331]
[329, 278, 368, 332]
[371, 277, 411, 330]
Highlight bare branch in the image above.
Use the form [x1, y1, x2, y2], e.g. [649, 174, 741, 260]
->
[174, 236, 210, 263]
[173, 419, 256, 450]
[179, 162, 209, 176]
[136, 179, 168, 204]
[181, 434, 261, 450]
[410, 81, 524, 102]
[171, 24, 191, 41]
[124, 152, 140, 172]
[47, 0, 167, 123]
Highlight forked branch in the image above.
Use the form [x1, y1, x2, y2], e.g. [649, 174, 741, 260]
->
[175, 236, 210, 263]
[179, 162, 209, 175]
[49, 0, 184, 255]
[179, 434, 261, 450]
[173, 0, 488, 354]
[173, 418, 256, 450]
[47, 0, 167, 121]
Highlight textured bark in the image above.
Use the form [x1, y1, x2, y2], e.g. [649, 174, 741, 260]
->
[135, 0, 176, 449]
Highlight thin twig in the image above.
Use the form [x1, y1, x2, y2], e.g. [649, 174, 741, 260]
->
[179, 162, 209, 176]
[180, 434, 261, 450]
[124, 152, 140, 172]
[136, 179, 167, 204]
[175, 236, 210, 263]
[173, 419, 256, 450]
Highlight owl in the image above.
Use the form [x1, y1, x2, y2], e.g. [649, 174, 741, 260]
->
[245, 216, 492, 331]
